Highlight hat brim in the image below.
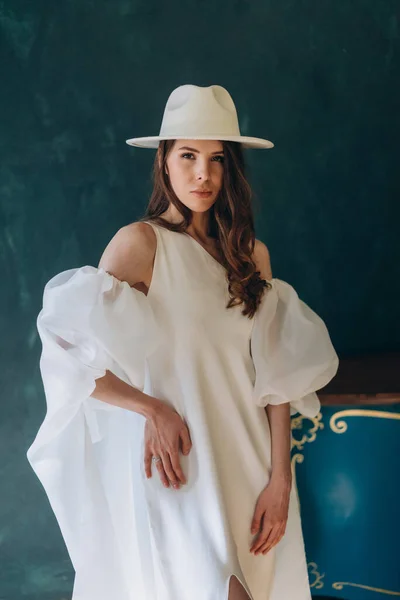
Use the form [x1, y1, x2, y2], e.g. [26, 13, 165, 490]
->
[125, 134, 274, 149]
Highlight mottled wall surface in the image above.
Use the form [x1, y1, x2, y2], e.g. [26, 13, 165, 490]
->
[1, 1, 399, 598]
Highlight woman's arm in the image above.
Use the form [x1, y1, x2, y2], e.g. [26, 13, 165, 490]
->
[265, 403, 292, 484]
[91, 222, 162, 420]
[249, 239, 292, 555]
[91, 369, 160, 420]
[253, 239, 292, 484]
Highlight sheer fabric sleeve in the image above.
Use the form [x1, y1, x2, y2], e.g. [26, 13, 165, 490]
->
[28, 265, 159, 446]
[250, 278, 339, 418]
[26, 265, 159, 576]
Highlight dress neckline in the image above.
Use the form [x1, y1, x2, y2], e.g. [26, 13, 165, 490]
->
[145, 220, 226, 272]
[181, 232, 226, 271]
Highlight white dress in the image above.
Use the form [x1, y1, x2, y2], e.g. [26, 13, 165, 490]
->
[26, 220, 339, 600]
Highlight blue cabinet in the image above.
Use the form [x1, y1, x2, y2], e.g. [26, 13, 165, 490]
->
[291, 404, 400, 599]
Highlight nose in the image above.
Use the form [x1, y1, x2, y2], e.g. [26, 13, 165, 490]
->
[196, 162, 211, 180]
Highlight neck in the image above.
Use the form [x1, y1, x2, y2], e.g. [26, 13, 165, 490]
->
[161, 207, 212, 241]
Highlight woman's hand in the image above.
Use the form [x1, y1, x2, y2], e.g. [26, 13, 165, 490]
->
[249, 473, 291, 555]
[144, 400, 192, 490]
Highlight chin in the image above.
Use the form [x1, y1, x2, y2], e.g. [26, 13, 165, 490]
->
[184, 196, 217, 213]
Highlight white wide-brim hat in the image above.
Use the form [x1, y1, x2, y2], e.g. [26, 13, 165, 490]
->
[126, 84, 274, 150]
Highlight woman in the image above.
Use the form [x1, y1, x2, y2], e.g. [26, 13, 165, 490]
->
[27, 84, 339, 600]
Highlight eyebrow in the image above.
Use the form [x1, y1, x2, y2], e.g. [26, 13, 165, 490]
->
[177, 145, 224, 155]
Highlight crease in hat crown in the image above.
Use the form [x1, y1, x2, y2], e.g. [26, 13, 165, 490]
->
[125, 84, 274, 150]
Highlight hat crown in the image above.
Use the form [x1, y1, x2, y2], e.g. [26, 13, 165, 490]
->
[159, 84, 241, 137]
[125, 83, 274, 149]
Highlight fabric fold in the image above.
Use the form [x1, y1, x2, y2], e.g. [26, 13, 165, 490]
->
[29, 265, 159, 446]
[250, 278, 339, 418]
[26, 265, 160, 577]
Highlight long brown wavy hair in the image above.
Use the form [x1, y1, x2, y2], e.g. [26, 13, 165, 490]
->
[139, 139, 271, 319]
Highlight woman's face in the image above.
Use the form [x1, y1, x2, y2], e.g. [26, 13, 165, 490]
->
[164, 139, 224, 212]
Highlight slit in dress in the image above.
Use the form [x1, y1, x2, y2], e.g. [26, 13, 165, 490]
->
[225, 574, 255, 600]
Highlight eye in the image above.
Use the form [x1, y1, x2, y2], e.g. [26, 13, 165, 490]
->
[180, 153, 224, 163]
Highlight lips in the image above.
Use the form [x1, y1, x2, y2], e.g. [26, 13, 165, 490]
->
[191, 190, 212, 196]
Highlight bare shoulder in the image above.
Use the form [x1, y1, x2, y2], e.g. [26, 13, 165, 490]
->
[252, 238, 273, 280]
[98, 221, 156, 288]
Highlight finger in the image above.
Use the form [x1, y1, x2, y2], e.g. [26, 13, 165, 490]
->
[169, 450, 187, 484]
[250, 507, 265, 536]
[180, 427, 192, 456]
[252, 523, 275, 554]
[259, 523, 285, 555]
[250, 519, 273, 553]
[162, 452, 180, 487]
[263, 521, 287, 554]
[155, 457, 170, 488]
[144, 451, 152, 478]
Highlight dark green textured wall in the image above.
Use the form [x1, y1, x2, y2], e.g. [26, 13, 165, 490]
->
[1, 1, 399, 598]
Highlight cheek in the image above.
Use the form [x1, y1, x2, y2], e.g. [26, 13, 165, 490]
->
[168, 165, 190, 195]
[170, 161, 191, 181]
[213, 166, 224, 187]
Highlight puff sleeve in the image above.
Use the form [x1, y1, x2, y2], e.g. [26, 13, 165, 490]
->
[26, 266, 160, 576]
[250, 278, 339, 418]
[27, 265, 159, 446]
